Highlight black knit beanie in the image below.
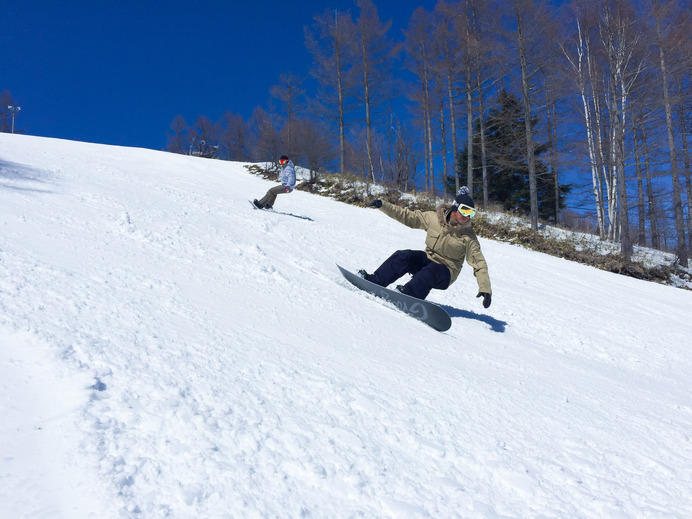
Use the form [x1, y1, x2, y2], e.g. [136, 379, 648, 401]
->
[454, 186, 475, 208]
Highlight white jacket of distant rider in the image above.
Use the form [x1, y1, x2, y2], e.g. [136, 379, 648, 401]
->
[280, 161, 297, 190]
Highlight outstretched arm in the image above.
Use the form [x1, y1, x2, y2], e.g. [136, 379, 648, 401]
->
[373, 200, 428, 230]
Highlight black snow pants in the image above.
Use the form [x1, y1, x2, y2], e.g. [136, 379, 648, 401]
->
[367, 249, 451, 300]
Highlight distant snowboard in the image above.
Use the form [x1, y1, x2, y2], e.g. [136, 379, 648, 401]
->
[249, 200, 313, 221]
[337, 264, 452, 332]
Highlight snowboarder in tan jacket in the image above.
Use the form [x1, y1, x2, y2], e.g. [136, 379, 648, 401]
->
[362, 186, 492, 307]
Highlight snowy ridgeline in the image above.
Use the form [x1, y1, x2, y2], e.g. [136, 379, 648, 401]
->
[1, 133, 691, 518]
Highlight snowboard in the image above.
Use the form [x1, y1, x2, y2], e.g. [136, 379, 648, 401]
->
[249, 200, 313, 221]
[337, 264, 452, 332]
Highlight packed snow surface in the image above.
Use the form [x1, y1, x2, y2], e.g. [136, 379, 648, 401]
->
[1, 133, 691, 518]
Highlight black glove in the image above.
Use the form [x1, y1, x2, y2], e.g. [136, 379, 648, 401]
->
[368, 199, 382, 208]
[477, 292, 491, 308]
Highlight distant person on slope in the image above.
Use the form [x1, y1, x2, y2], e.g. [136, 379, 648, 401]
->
[360, 186, 492, 307]
[253, 155, 296, 210]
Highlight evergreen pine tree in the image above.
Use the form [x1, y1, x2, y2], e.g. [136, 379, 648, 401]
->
[450, 89, 570, 221]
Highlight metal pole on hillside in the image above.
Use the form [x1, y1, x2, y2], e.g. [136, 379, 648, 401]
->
[7, 105, 21, 133]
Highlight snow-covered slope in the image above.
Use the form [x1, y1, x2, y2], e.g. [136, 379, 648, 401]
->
[1, 133, 691, 518]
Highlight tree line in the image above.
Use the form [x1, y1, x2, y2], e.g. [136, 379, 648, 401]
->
[166, 0, 690, 266]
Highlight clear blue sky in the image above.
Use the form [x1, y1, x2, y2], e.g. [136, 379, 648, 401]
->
[3, 0, 435, 151]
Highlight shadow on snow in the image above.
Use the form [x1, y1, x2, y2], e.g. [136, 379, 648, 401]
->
[440, 305, 508, 333]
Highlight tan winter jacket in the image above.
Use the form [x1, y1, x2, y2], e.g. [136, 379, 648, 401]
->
[378, 200, 492, 294]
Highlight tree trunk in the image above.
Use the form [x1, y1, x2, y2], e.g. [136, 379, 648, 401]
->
[515, 4, 538, 232]
[633, 127, 646, 246]
[427, 107, 434, 191]
[640, 124, 661, 249]
[477, 72, 489, 207]
[614, 55, 632, 260]
[546, 90, 560, 224]
[466, 51, 474, 192]
[680, 74, 691, 252]
[586, 42, 609, 238]
[362, 60, 375, 183]
[656, 9, 688, 266]
[446, 68, 459, 193]
[438, 85, 448, 192]
[336, 29, 346, 176]
[562, 20, 606, 237]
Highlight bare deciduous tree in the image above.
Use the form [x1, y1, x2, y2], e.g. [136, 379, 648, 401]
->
[305, 9, 357, 175]
[405, 7, 436, 192]
[248, 106, 279, 162]
[561, 11, 607, 238]
[165, 115, 189, 155]
[270, 72, 306, 158]
[219, 111, 248, 161]
[351, 0, 401, 183]
[563, 0, 646, 260]
[295, 117, 334, 181]
[652, 0, 688, 266]
[511, 0, 543, 231]
[432, 1, 462, 193]
[601, 1, 644, 259]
